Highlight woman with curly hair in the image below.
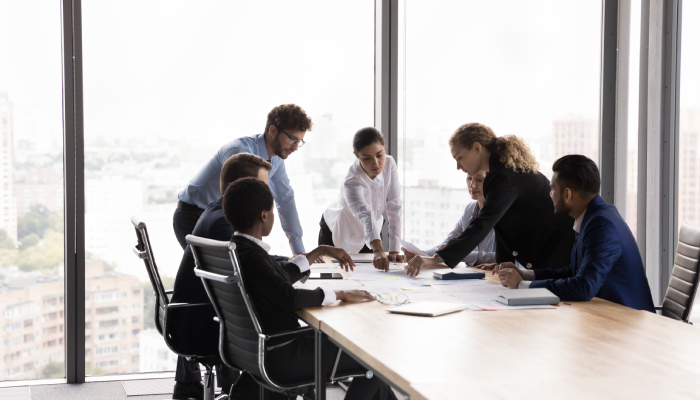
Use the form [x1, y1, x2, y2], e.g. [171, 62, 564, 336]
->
[405, 122, 575, 276]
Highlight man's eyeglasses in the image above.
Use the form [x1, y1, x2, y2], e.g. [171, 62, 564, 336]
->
[277, 127, 306, 148]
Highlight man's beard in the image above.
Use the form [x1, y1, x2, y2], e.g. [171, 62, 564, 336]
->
[553, 197, 571, 216]
[270, 134, 287, 159]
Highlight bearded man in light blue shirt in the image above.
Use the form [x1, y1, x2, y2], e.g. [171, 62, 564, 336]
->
[173, 104, 312, 256]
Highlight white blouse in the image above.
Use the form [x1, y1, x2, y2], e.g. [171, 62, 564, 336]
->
[323, 155, 402, 254]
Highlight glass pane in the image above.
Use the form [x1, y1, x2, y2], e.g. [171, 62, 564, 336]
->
[624, 0, 642, 238]
[679, 2, 700, 229]
[81, 1, 373, 375]
[398, 0, 601, 249]
[0, 1, 65, 381]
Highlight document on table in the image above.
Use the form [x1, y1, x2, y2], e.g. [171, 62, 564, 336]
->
[294, 280, 365, 289]
[398, 238, 430, 257]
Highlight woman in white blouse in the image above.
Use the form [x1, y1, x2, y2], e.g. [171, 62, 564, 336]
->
[404, 170, 496, 266]
[319, 127, 404, 271]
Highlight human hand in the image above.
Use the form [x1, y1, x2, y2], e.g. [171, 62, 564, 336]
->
[373, 251, 390, 271]
[401, 247, 417, 262]
[498, 267, 523, 289]
[492, 262, 520, 276]
[388, 252, 405, 263]
[315, 256, 326, 264]
[320, 246, 356, 272]
[406, 256, 425, 277]
[475, 263, 498, 271]
[335, 289, 376, 302]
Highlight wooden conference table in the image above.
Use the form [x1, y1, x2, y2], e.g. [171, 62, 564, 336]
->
[296, 265, 700, 400]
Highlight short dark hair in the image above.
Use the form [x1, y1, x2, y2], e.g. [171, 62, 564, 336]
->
[552, 154, 601, 197]
[352, 127, 385, 155]
[264, 104, 313, 135]
[222, 177, 274, 232]
[220, 153, 272, 193]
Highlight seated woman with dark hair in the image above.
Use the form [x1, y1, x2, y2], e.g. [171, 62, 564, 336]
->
[222, 178, 398, 400]
[320, 127, 404, 271]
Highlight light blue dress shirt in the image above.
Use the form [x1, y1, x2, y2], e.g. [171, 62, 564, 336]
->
[178, 133, 305, 254]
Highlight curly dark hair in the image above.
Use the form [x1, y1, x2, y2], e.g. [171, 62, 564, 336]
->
[264, 104, 313, 135]
[222, 177, 275, 232]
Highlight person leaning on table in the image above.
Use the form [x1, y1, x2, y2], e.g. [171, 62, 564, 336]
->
[320, 127, 404, 271]
[405, 122, 575, 277]
[223, 178, 398, 400]
[495, 155, 655, 312]
[404, 170, 496, 266]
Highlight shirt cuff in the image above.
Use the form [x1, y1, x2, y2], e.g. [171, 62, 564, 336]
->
[522, 270, 535, 281]
[290, 254, 311, 273]
[321, 288, 337, 306]
[290, 238, 305, 255]
[517, 280, 532, 289]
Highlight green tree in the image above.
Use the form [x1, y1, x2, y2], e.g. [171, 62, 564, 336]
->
[18, 233, 41, 250]
[18, 230, 64, 272]
[17, 205, 63, 239]
[42, 361, 64, 378]
[0, 229, 16, 249]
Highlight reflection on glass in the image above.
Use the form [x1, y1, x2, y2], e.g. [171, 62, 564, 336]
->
[0, 2, 65, 381]
[81, 0, 373, 375]
[398, 0, 602, 249]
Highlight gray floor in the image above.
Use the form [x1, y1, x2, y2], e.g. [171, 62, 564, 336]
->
[3, 380, 404, 400]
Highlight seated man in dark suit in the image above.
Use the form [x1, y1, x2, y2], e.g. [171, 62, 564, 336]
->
[496, 155, 655, 312]
[170, 153, 278, 399]
[222, 177, 398, 400]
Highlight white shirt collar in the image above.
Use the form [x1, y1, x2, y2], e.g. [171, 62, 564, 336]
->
[234, 232, 271, 253]
[573, 209, 587, 233]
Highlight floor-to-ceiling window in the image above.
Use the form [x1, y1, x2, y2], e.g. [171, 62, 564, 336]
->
[397, 0, 602, 252]
[0, 1, 65, 381]
[80, 0, 373, 375]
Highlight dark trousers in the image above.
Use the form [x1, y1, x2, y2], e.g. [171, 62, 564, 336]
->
[173, 203, 205, 250]
[173, 202, 237, 387]
[318, 215, 372, 253]
[265, 332, 397, 400]
[175, 357, 237, 389]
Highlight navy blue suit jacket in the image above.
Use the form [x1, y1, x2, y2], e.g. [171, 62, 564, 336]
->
[530, 196, 655, 312]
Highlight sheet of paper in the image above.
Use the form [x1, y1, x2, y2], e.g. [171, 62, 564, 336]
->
[402, 292, 463, 304]
[398, 238, 430, 257]
[348, 269, 415, 282]
[435, 282, 495, 292]
[295, 280, 365, 289]
[430, 278, 488, 286]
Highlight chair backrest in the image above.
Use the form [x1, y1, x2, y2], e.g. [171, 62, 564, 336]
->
[661, 222, 700, 322]
[131, 216, 170, 334]
[187, 235, 265, 377]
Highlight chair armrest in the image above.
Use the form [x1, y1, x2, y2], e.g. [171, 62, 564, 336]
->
[133, 247, 147, 259]
[655, 306, 663, 311]
[167, 302, 212, 309]
[261, 326, 314, 341]
[194, 267, 237, 283]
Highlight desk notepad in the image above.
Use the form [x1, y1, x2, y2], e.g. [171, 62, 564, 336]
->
[387, 302, 469, 317]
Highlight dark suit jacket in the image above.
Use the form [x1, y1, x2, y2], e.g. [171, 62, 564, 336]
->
[170, 197, 302, 353]
[231, 235, 322, 335]
[530, 196, 655, 312]
[437, 153, 575, 269]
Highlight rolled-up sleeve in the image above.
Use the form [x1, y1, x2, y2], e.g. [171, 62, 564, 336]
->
[385, 158, 402, 252]
[269, 161, 305, 254]
[344, 181, 379, 244]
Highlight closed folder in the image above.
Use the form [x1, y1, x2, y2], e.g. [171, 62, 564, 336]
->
[495, 288, 560, 306]
[433, 269, 485, 280]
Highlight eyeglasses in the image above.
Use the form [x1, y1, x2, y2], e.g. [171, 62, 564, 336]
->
[373, 292, 410, 306]
[277, 127, 306, 148]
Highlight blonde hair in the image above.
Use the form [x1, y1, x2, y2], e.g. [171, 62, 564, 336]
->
[448, 123, 539, 174]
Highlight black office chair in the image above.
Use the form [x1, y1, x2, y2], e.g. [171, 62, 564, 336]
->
[187, 234, 370, 399]
[131, 217, 225, 400]
[656, 222, 700, 324]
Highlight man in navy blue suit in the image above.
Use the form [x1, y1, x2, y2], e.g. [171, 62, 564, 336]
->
[170, 153, 295, 400]
[496, 155, 655, 312]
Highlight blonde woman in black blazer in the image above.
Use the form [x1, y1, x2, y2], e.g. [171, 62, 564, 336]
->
[405, 123, 575, 276]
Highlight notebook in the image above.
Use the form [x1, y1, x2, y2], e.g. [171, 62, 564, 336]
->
[495, 288, 560, 306]
[433, 269, 485, 280]
[387, 302, 470, 317]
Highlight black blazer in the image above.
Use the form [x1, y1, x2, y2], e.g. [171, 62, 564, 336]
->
[170, 197, 302, 353]
[437, 153, 575, 270]
[231, 235, 322, 336]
